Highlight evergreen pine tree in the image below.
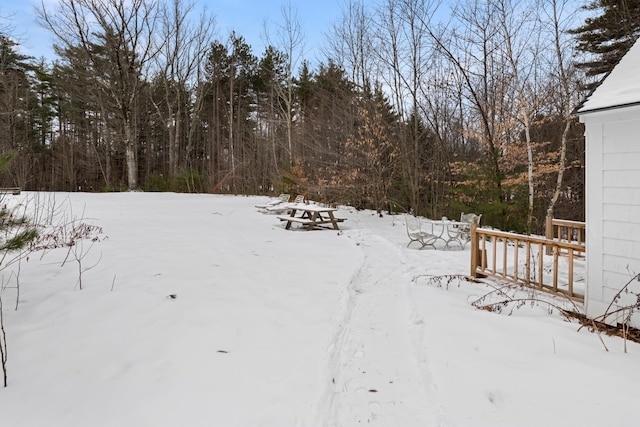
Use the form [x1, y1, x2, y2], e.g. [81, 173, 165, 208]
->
[570, 0, 640, 88]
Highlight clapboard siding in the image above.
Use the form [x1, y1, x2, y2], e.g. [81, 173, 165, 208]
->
[577, 39, 640, 326]
[582, 106, 640, 326]
[602, 152, 640, 170]
[602, 204, 640, 222]
[602, 236, 633, 257]
[602, 252, 640, 276]
[603, 170, 640, 187]
[602, 219, 640, 240]
[602, 120, 640, 152]
[586, 111, 640, 326]
[603, 188, 640, 206]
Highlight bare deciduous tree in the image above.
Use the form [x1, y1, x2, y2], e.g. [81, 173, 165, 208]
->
[386, 0, 443, 216]
[152, 0, 215, 178]
[263, 2, 305, 166]
[39, 0, 160, 190]
[495, 0, 543, 231]
[542, 0, 580, 219]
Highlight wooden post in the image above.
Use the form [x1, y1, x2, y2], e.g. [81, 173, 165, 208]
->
[470, 217, 479, 278]
[545, 208, 553, 255]
[552, 244, 559, 291]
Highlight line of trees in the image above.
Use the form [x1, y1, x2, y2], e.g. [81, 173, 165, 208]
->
[0, 0, 638, 233]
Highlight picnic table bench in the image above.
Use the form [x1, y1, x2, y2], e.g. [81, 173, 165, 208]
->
[265, 195, 305, 214]
[0, 187, 21, 195]
[255, 193, 290, 210]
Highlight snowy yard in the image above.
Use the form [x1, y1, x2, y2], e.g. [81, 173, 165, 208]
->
[0, 192, 638, 426]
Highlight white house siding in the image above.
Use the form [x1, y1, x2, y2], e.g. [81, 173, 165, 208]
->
[583, 105, 640, 326]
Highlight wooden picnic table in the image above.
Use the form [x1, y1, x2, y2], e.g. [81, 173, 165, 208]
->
[277, 203, 345, 230]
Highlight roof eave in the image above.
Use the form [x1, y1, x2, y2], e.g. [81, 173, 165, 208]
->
[574, 100, 640, 116]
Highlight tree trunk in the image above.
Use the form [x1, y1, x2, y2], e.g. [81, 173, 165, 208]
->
[547, 0, 571, 217]
[125, 121, 138, 190]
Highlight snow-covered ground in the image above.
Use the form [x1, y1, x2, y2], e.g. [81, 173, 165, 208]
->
[0, 192, 638, 426]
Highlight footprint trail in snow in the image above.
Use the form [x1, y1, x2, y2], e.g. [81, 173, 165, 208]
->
[312, 229, 448, 426]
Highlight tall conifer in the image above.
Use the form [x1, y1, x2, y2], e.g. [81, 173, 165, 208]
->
[571, 0, 640, 88]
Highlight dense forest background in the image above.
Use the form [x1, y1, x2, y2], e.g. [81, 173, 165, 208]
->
[1, 0, 639, 233]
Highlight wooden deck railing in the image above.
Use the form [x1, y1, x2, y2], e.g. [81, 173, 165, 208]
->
[545, 211, 586, 255]
[470, 221, 585, 301]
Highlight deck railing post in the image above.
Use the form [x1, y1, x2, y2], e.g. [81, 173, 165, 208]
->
[470, 217, 479, 278]
[545, 208, 554, 255]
